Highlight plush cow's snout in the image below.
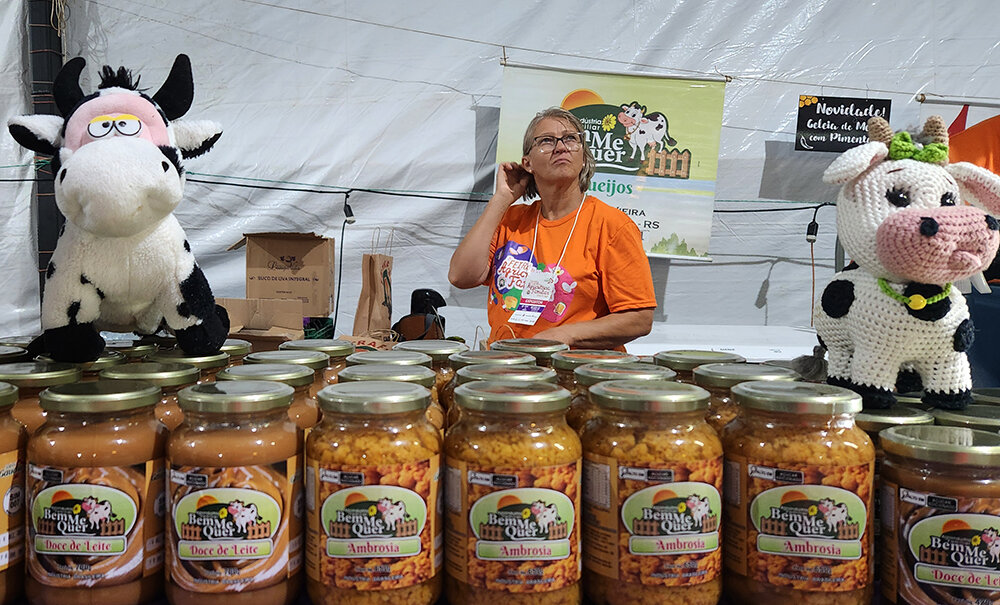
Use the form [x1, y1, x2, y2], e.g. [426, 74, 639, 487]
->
[919, 217, 939, 236]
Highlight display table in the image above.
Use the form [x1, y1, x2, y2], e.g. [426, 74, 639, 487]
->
[627, 323, 819, 362]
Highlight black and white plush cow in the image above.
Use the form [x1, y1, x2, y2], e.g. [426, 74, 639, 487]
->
[7, 54, 228, 362]
[816, 116, 1000, 409]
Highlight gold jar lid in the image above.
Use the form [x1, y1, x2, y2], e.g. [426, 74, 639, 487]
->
[575, 362, 677, 387]
[40, 379, 160, 413]
[0, 362, 82, 387]
[694, 362, 800, 390]
[179, 380, 294, 414]
[337, 364, 436, 388]
[972, 388, 1000, 406]
[245, 350, 330, 372]
[38, 350, 127, 373]
[653, 349, 746, 372]
[318, 381, 430, 414]
[490, 338, 569, 360]
[220, 338, 253, 357]
[0, 346, 28, 363]
[100, 362, 200, 388]
[0, 382, 17, 408]
[0, 335, 35, 348]
[104, 340, 157, 359]
[346, 350, 432, 368]
[217, 363, 314, 388]
[454, 381, 571, 413]
[590, 379, 710, 413]
[881, 425, 1000, 466]
[279, 339, 355, 358]
[733, 381, 862, 415]
[448, 350, 535, 370]
[393, 339, 469, 362]
[894, 392, 929, 409]
[933, 405, 1000, 432]
[455, 364, 557, 386]
[149, 349, 229, 370]
[551, 349, 638, 371]
[856, 406, 935, 434]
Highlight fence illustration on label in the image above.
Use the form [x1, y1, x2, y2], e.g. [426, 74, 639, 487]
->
[909, 514, 1000, 589]
[644, 148, 691, 178]
[751, 486, 866, 560]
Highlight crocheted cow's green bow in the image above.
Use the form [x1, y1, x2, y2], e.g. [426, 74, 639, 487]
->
[888, 131, 949, 164]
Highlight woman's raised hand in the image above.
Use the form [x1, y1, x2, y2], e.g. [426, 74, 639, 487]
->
[494, 161, 530, 205]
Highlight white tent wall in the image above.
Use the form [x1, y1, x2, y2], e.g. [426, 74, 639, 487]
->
[1, 1, 996, 347]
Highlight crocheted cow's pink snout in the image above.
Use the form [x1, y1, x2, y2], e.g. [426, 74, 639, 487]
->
[876, 206, 1000, 284]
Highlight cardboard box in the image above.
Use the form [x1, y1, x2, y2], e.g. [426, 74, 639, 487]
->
[217, 297, 305, 352]
[228, 232, 334, 317]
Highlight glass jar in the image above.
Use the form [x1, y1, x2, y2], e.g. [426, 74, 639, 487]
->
[0, 362, 82, 433]
[693, 362, 800, 432]
[879, 426, 1000, 605]
[104, 341, 157, 363]
[446, 364, 558, 427]
[972, 387, 1000, 406]
[567, 362, 676, 434]
[932, 404, 1000, 433]
[652, 350, 746, 384]
[442, 351, 535, 413]
[217, 363, 319, 431]
[0, 382, 26, 605]
[0, 336, 35, 349]
[100, 362, 200, 431]
[220, 339, 252, 367]
[307, 381, 441, 605]
[245, 350, 330, 400]
[722, 381, 874, 605]
[337, 364, 443, 433]
[37, 351, 127, 381]
[279, 339, 355, 385]
[581, 379, 721, 605]
[490, 338, 570, 368]
[445, 381, 581, 605]
[346, 350, 432, 368]
[394, 339, 470, 403]
[550, 350, 639, 397]
[167, 381, 302, 605]
[0, 347, 28, 364]
[27, 380, 166, 605]
[149, 350, 229, 384]
[894, 391, 930, 410]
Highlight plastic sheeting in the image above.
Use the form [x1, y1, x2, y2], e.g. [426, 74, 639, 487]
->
[1, 1, 998, 346]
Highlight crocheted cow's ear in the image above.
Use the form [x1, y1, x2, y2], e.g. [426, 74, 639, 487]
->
[823, 141, 889, 185]
[947, 161, 1000, 216]
[172, 120, 222, 159]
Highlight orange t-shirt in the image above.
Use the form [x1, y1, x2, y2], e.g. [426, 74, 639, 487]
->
[485, 195, 656, 345]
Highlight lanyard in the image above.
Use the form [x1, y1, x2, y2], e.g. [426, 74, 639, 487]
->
[529, 197, 586, 271]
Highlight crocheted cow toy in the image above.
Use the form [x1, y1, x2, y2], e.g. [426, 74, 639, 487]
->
[7, 55, 229, 362]
[816, 116, 1000, 409]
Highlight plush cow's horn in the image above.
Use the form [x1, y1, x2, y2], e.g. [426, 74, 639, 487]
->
[922, 115, 949, 146]
[152, 54, 194, 121]
[53, 57, 86, 117]
[867, 117, 893, 145]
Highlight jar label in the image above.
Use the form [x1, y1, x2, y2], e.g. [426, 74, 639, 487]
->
[0, 449, 25, 571]
[750, 485, 866, 559]
[27, 460, 165, 586]
[167, 456, 303, 592]
[305, 458, 440, 590]
[444, 458, 580, 592]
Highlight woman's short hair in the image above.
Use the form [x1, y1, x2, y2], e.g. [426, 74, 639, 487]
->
[520, 107, 596, 200]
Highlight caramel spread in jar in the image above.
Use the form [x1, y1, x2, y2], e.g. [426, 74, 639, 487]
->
[246, 349, 330, 400]
[490, 338, 569, 368]
[0, 362, 81, 433]
[100, 362, 200, 431]
[217, 362, 319, 430]
[279, 339, 355, 385]
[652, 350, 746, 385]
[0, 382, 26, 605]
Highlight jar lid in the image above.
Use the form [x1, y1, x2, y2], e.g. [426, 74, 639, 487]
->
[881, 425, 1000, 467]
[0, 382, 17, 408]
[217, 363, 314, 388]
[490, 338, 570, 359]
[855, 406, 935, 433]
[0, 362, 82, 387]
[337, 364, 436, 388]
[178, 380, 294, 413]
[393, 339, 469, 361]
[653, 349, 746, 372]
[220, 338, 253, 357]
[38, 350, 127, 373]
[104, 340, 157, 359]
[550, 349, 638, 371]
[448, 350, 536, 370]
[590, 379, 710, 413]
[100, 361, 200, 387]
[895, 392, 929, 408]
[346, 350, 432, 367]
[317, 381, 430, 414]
[932, 405, 1000, 432]
[245, 350, 330, 371]
[0, 335, 35, 348]
[972, 388, 1000, 406]
[279, 339, 355, 357]
[575, 362, 677, 387]
[455, 364, 557, 386]
[149, 349, 229, 370]
[694, 362, 800, 389]
[0, 346, 27, 364]
[733, 381, 862, 415]
[454, 381, 571, 413]
[40, 379, 160, 413]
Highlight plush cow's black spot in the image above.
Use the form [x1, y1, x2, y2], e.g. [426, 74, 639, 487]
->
[80, 274, 89, 285]
[183, 240, 191, 253]
[176, 302, 191, 318]
[919, 217, 939, 236]
[59, 169, 67, 184]
[843, 261, 859, 271]
[903, 282, 951, 321]
[158, 146, 182, 174]
[180, 131, 222, 160]
[45, 262, 55, 279]
[178, 265, 217, 321]
[887, 187, 910, 207]
[67, 301, 81, 325]
[940, 191, 957, 206]
[95, 287, 105, 300]
[42, 322, 105, 363]
[175, 304, 229, 356]
[924, 389, 972, 410]
[161, 161, 170, 172]
[954, 318, 974, 352]
[821, 280, 854, 318]
[986, 215, 999, 231]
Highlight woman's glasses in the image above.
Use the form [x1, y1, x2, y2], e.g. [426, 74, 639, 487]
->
[531, 132, 584, 153]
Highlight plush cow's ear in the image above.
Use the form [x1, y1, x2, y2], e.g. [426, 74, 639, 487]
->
[172, 120, 222, 159]
[153, 54, 194, 121]
[948, 161, 1000, 215]
[7, 115, 64, 155]
[823, 141, 888, 185]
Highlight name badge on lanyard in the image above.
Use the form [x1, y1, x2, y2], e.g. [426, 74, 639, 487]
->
[508, 267, 557, 325]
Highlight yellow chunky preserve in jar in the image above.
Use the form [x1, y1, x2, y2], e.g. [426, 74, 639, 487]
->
[104, 341, 157, 363]
[567, 362, 676, 434]
[693, 362, 800, 432]
[337, 364, 443, 432]
[442, 351, 535, 412]
[550, 350, 639, 397]
[28, 380, 166, 605]
[37, 351, 127, 381]
[217, 363, 319, 430]
[245, 350, 330, 400]
[653, 350, 746, 385]
[446, 364, 558, 427]
[167, 381, 302, 605]
[219, 339, 252, 367]
[490, 338, 570, 368]
[0, 362, 81, 433]
[722, 382, 874, 605]
[0, 382, 26, 605]
[306, 381, 441, 605]
[149, 350, 229, 384]
[932, 404, 1000, 432]
[445, 381, 581, 605]
[581, 380, 721, 605]
[279, 339, 355, 385]
[100, 362, 200, 430]
[394, 339, 469, 398]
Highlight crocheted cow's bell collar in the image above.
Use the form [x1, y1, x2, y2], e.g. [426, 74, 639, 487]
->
[877, 278, 951, 311]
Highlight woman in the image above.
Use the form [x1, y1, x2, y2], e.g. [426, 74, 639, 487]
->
[449, 107, 655, 350]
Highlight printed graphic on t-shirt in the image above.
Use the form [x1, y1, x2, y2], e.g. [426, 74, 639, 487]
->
[490, 240, 577, 323]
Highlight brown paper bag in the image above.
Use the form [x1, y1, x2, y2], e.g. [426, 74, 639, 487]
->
[352, 229, 394, 335]
[339, 329, 399, 352]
